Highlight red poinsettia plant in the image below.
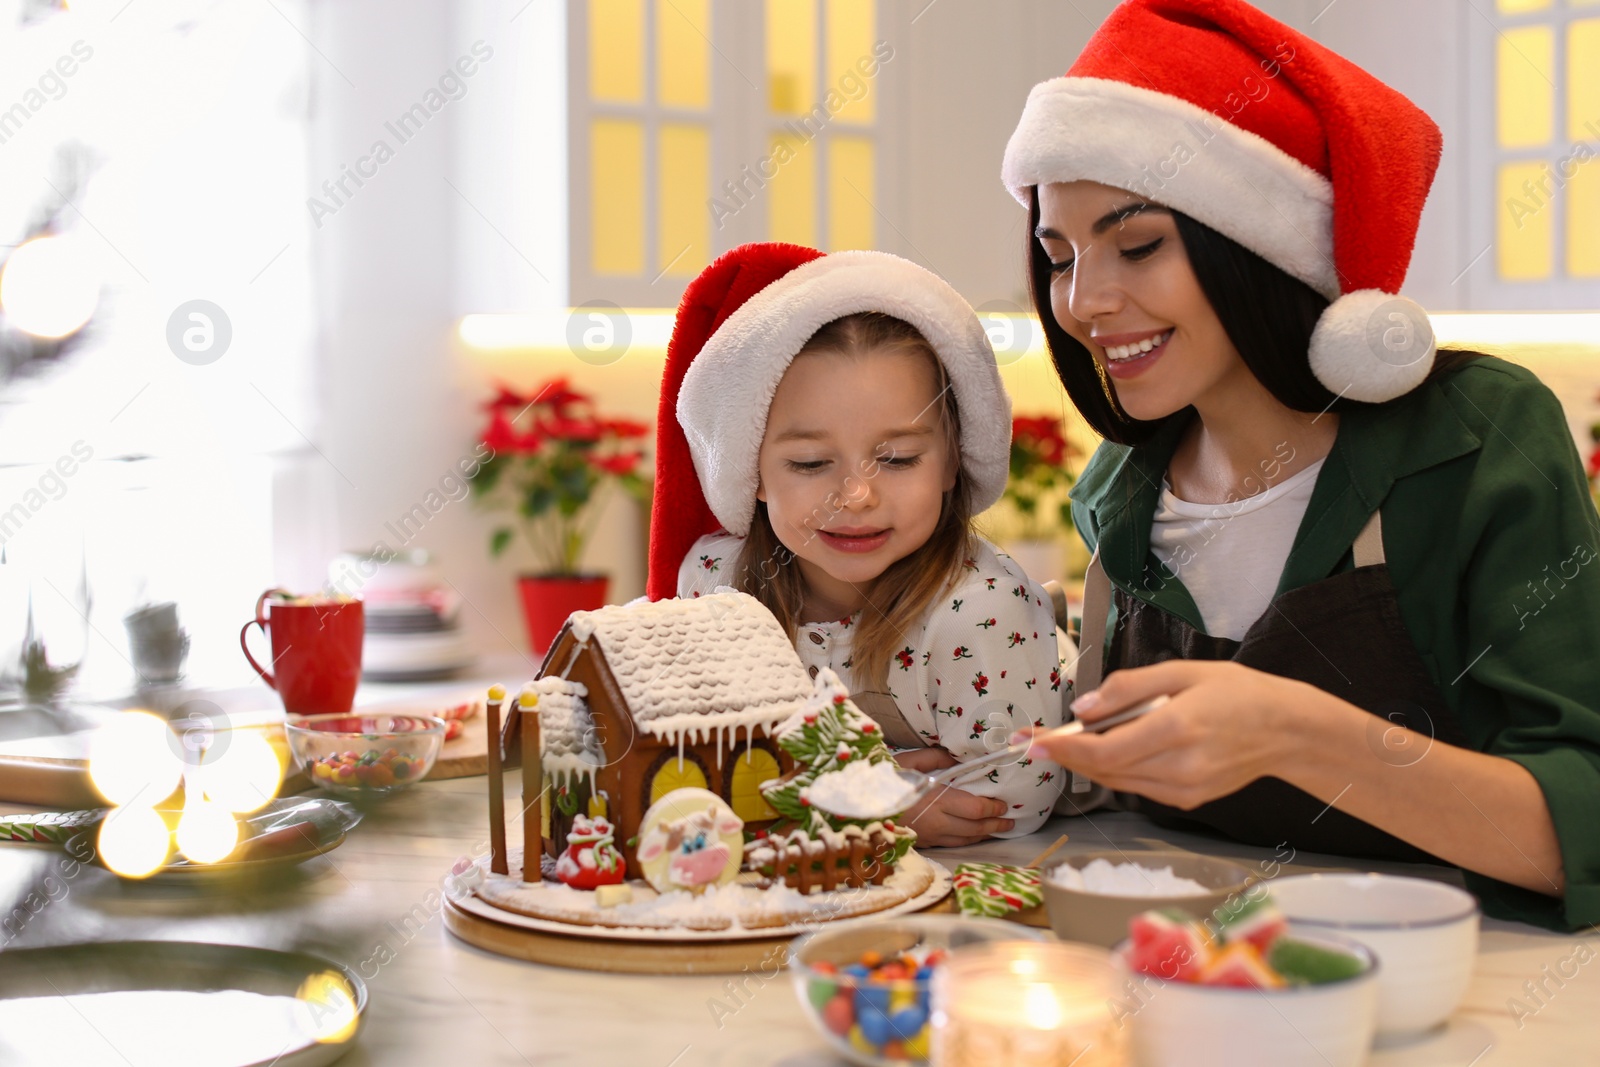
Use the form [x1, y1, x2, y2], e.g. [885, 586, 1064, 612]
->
[1004, 414, 1080, 541]
[469, 379, 651, 575]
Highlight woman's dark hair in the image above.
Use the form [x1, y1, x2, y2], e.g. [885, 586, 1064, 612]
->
[1025, 188, 1480, 445]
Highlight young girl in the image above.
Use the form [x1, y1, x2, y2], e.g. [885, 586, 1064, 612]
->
[647, 243, 1066, 847]
[1004, 0, 1600, 930]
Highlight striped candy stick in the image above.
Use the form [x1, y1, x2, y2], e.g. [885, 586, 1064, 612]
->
[0, 809, 106, 845]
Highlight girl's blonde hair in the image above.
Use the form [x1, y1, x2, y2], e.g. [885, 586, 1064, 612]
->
[731, 312, 976, 693]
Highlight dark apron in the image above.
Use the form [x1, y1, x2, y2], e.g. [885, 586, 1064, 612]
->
[1079, 511, 1468, 863]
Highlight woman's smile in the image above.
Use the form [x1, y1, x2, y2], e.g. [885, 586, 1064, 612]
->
[1095, 328, 1174, 379]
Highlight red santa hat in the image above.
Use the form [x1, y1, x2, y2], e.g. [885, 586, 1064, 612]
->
[646, 242, 1012, 600]
[1002, 0, 1442, 403]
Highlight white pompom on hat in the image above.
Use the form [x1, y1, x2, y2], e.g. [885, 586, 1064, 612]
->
[1001, 0, 1443, 403]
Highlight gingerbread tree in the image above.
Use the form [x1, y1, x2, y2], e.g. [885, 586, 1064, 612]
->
[762, 669, 916, 863]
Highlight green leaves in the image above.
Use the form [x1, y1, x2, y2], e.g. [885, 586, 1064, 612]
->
[489, 527, 514, 557]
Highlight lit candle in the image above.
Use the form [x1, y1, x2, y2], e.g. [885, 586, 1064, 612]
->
[932, 942, 1125, 1066]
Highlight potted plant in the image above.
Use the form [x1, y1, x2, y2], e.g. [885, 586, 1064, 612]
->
[469, 379, 651, 654]
[1000, 414, 1081, 583]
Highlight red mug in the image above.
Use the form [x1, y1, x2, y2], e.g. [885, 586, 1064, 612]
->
[240, 589, 365, 715]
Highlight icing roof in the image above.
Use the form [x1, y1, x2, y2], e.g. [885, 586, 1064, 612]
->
[567, 591, 812, 738]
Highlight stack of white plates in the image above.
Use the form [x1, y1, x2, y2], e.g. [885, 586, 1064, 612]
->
[330, 551, 475, 682]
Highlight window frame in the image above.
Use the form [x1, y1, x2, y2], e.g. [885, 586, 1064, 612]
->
[1466, 2, 1600, 307]
[566, 0, 905, 307]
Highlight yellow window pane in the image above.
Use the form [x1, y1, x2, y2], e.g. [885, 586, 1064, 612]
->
[1571, 20, 1600, 140]
[1498, 25, 1555, 148]
[825, 0, 876, 125]
[1499, 162, 1554, 279]
[729, 746, 781, 822]
[589, 0, 644, 104]
[828, 136, 875, 250]
[768, 133, 817, 245]
[591, 119, 645, 275]
[1498, 0, 1550, 9]
[658, 123, 711, 277]
[649, 755, 708, 804]
[767, 0, 817, 116]
[1569, 161, 1600, 276]
[657, 0, 710, 109]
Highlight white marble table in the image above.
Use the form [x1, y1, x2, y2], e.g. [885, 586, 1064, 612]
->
[2, 775, 1595, 1066]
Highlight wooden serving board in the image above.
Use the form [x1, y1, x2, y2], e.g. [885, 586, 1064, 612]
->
[443, 898, 796, 975]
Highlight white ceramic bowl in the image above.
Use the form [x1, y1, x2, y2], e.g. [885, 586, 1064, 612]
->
[1268, 872, 1479, 1036]
[1112, 930, 1378, 1067]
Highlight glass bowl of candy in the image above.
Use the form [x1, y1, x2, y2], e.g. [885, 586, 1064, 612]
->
[1112, 896, 1379, 1067]
[788, 914, 1043, 1066]
[285, 713, 446, 797]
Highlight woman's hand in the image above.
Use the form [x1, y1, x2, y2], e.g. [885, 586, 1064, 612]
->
[1028, 660, 1316, 810]
[893, 748, 1015, 846]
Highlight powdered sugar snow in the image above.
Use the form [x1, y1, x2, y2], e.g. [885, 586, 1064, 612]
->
[806, 759, 917, 818]
[1048, 858, 1211, 897]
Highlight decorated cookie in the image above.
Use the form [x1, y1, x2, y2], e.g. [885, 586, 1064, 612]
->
[951, 862, 1045, 918]
[555, 815, 625, 890]
[635, 787, 744, 895]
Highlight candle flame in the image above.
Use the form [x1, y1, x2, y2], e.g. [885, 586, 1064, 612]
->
[1023, 982, 1064, 1030]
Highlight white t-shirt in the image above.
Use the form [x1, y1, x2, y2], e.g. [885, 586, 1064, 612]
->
[1148, 459, 1324, 641]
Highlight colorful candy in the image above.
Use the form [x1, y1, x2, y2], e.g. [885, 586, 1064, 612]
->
[1212, 892, 1288, 952]
[1126, 894, 1364, 990]
[806, 945, 945, 1061]
[307, 746, 423, 791]
[1126, 908, 1211, 982]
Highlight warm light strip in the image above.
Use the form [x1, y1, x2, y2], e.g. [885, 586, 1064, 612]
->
[459, 310, 676, 351]
[458, 310, 1598, 354]
[1428, 312, 1600, 348]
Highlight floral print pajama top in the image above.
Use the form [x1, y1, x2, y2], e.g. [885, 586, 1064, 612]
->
[679, 533, 1067, 836]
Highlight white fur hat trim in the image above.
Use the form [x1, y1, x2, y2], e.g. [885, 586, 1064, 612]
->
[676, 250, 1011, 537]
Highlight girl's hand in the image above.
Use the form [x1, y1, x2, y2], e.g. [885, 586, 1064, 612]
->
[1028, 660, 1312, 810]
[893, 748, 1015, 846]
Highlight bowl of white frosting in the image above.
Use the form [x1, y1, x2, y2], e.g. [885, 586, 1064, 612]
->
[1042, 850, 1255, 948]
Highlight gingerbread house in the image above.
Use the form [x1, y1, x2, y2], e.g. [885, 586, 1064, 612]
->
[501, 591, 813, 879]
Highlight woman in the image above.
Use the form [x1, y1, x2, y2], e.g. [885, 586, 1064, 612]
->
[1007, 0, 1600, 931]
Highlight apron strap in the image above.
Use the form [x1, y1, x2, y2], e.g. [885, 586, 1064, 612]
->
[1068, 547, 1113, 793]
[1352, 509, 1386, 568]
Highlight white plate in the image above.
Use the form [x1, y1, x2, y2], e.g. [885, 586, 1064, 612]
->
[0, 941, 366, 1067]
[452, 853, 952, 943]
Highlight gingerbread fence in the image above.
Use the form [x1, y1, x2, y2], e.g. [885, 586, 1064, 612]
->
[752, 825, 900, 894]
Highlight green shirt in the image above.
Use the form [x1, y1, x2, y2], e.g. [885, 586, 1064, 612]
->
[1070, 356, 1600, 932]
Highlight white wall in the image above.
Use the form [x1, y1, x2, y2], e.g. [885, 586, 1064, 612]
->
[301, 0, 573, 663]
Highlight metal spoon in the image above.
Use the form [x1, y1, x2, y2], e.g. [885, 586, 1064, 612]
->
[816, 695, 1170, 821]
